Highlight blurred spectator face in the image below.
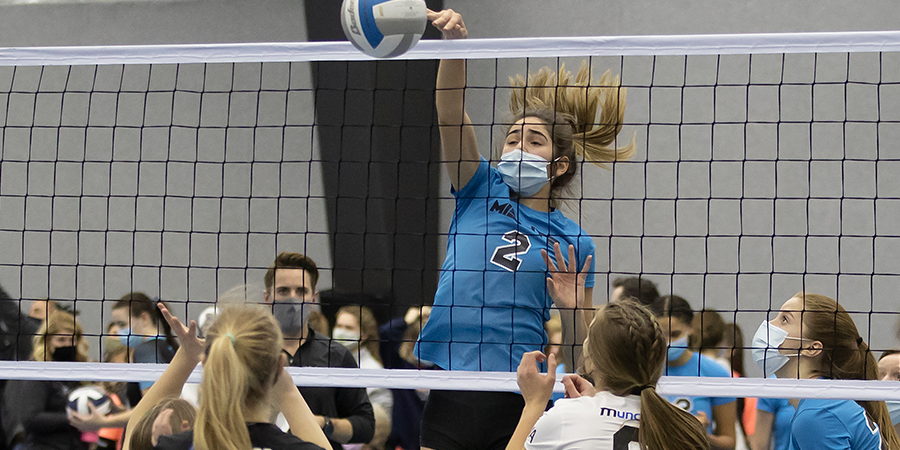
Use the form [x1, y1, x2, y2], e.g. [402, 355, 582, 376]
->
[335, 312, 362, 336]
[880, 353, 900, 381]
[47, 333, 75, 355]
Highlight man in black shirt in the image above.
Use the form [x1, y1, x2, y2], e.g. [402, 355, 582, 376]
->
[263, 252, 375, 450]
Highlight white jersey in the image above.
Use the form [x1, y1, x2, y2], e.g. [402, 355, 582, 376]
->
[525, 391, 641, 450]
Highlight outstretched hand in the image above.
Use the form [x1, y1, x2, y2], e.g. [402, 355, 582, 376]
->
[158, 302, 204, 361]
[543, 243, 592, 310]
[426, 9, 467, 39]
[516, 351, 558, 407]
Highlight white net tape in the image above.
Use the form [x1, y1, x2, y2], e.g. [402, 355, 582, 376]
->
[2, 31, 900, 66]
[2, 362, 899, 400]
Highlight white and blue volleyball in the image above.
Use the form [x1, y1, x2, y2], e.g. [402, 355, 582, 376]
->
[66, 386, 112, 418]
[341, 0, 427, 58]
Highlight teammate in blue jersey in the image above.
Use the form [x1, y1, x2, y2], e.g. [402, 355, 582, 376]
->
[417, 8, 634, 450]
[753, 396, 794, 450]
[751, 292, 900, 450]
[649, 295, 737, 450]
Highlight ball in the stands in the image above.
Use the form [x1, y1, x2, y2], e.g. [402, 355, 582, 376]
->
[67, 386, 112, 418]
[341, 0, 427, 58]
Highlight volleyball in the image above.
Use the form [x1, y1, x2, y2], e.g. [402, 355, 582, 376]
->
[66, 386, 111, 418]
[340, 0, 427, 58]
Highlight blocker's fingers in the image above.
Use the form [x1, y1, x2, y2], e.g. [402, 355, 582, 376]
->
[541, 249, 558, 272]
[444, 12, 461, 31]
[553, 242, 567, 271]
[567, 245, 577, 273]
[581, 255, 593, 274]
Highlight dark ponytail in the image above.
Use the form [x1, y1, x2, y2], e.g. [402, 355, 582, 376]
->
[589, 301, 708, 450]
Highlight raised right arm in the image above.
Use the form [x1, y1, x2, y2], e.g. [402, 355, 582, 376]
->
[428, 10, 480, 191]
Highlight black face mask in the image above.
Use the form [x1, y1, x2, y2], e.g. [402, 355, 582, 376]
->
[52, 346, 78, 362]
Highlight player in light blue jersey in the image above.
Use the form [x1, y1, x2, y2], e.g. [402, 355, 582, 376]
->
[751, 292, 900, 450]
[649, 295, 737, 450]
[753, 396, 794, 450]
[417, 9, 635, 450]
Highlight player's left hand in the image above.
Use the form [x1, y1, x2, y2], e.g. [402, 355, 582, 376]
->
[69, 402, 106, 432]
[516, 351, 558, 406]
[159, 302, 204, 363]
[543, 242, 592, 310]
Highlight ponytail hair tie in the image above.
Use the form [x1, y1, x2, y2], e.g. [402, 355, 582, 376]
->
[639, 384, 654, 392]
[225, 332, 236, 346]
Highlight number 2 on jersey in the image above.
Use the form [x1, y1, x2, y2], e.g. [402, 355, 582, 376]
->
[490, 230, 531, 272]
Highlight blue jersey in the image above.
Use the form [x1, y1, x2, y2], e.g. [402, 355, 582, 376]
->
[664, 352, 735, 433]
[416, 158, 596, 372]
[789, 398, 884, 450]
[757, 397, 794, 450]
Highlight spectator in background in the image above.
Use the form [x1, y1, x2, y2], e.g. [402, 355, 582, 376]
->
[379, 306, 431, 450]
[70, 294, 180, 434]
[691, 309, 727, 368]
[195, 306, 218, 339]
[3, 309, 89, 450]
[723, 323, 757, 442]
[878, 349, 900, 435]
[112, 293, 180, 400]
[264, 251, 374, 450]
[96, 345, 130, 450]
[649, 295, 737, 450]
[610, 277, 660, 306]
[333, 305, 392, 450]
[0, 284, 42, 450]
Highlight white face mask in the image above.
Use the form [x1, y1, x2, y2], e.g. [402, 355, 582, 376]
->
[751, 320, 806, 378]
[332, 328, 361, 350]
[497, 149, 554, 197]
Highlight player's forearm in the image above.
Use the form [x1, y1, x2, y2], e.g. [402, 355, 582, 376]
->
[435, 59, 467, 125]
[282, 391, 331, 450]
[329, 417, 355, 444]
[707, 433, 736, 450]
[505, 403, 544, 450]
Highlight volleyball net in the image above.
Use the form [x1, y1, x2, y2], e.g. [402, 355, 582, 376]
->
[1, 33, 900, 399]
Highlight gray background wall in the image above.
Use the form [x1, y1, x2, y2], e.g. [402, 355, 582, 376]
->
[1, 0, 899, 369]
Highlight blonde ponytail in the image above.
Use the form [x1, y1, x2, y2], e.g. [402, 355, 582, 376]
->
[509, 62, 635, 168]
[194, 305, 283, 450]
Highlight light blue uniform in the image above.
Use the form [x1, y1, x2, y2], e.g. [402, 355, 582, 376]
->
[416, 158, 595, 372]
[757, 397, 794, 450]
[789, 398, 884, 450]
[664, 352, 735, 433]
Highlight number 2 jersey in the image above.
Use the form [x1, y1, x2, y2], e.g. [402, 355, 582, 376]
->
[525, 391, 641, 450]
[416, 157, 596, 372]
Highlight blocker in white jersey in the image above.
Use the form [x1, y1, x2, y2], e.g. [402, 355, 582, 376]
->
[525, 391, 641, 450]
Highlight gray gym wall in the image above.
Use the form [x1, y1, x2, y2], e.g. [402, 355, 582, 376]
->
[1, 0, 899, 368]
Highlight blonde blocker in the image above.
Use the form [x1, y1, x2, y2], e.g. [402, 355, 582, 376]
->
[797, 293, 900, 449]
[194, 304, 284, 450]
[589, 301, 708, 450]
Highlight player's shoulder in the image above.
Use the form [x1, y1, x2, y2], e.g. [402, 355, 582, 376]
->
[697, 354, 732, 377]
